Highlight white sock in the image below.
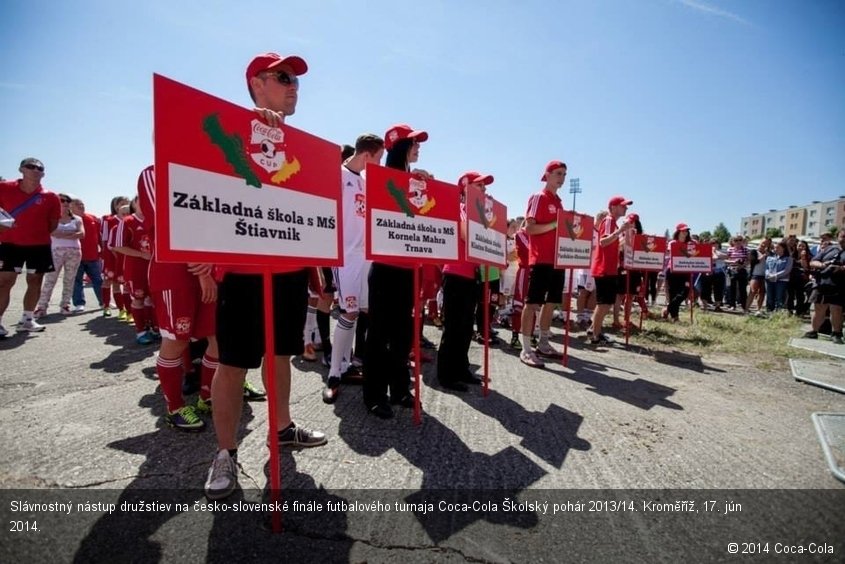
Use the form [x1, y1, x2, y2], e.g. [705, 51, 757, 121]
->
[303, 306, 317, 343]
[521, 334, 532, 354]
[329, 316, 355, 379]
[22, 310, 33, 321]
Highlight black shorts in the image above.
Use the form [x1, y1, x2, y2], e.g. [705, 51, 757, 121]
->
[0, 243, 54, 274]
[616, 271, 642, 295]
[526, 264, 565, 305]
[217, 270, 309, 369]
[810, 286, 843, 307]
[594, 275, 618, 305]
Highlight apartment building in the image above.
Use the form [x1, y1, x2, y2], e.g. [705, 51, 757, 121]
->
[740, 196, 845, 239]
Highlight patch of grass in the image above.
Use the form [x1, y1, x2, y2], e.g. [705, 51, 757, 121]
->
[629, 310, 822, 369]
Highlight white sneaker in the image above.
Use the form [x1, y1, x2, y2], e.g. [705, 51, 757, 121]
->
[18, 319, 45, 332]
[204, 450, 238, 500]
[0, 324, 7, 338]
[72, 305, 85, 314]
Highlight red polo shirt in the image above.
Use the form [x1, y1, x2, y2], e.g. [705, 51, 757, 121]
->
[591, 215, 619, 277]
[0, 181, 61, 245]
[525, 189, 563, 266]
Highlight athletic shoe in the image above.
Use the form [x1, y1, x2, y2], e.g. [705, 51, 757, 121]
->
[60, 304, 71, 315]
[535, 341, 560, 357]
[802, 330, 818, 339]
[420, 336, 437, 350]
[117, 309, 128, 322]
[103, 307, 112, 317]
[204, 450, 238, 500]
[125, 313, 135, 325]
[322, 376, 341, 404]
[136, 332, 154, 345]
[832, 333, 844, 345]
[273, 423, 327, 448]
[18, 319, 45, 332]
[509, 333, 521, 349]
[590, 333, 613, 345]
[243, 381, 266, 401]
[166, 405, 205, 431]
[72, 305, 86, 314]
[33, 307, 47, 319]
[0, 325, 8, 338]
[195, 397, 212, 415]
[519, 350, 545, 368]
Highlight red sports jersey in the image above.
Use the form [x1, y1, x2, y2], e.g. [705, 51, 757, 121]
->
[0, 181, 61, 245]
[137, 165, 201, 292]
[79, 213, 101, 261]
[591, 216, 620, 277]
[525, 189, 563, 266]
[114, 214, 150, 282]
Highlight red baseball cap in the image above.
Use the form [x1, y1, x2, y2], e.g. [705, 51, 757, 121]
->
[541, 160, 567, 181]
[626, 213, 639, 223]
[608, 195, 633, 208]
[458, 171, 494, 189]
[384, 124, 428, 151]
[675, 222, 690, 232]
[245, 52, 308, 87]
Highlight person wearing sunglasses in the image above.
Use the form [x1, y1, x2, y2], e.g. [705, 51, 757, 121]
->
[34, 193, 84, 318]
[205, 52, 326, 502]
[0, 158, 62, 336]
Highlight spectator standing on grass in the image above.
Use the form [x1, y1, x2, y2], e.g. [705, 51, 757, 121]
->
[802, 232, 843, 344]
[746, 238, 771, 313]
[663, 223, 692, 322]
[69, 197, 103, 313]
[764, 241, 792, 312]
[724, 235, 749, 311]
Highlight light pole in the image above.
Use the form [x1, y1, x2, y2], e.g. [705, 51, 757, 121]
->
[569, 177, 581, 212]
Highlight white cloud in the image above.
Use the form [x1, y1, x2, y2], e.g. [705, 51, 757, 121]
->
[678, 0, 750, 25]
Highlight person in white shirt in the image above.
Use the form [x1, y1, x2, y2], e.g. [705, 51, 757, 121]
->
[35, 193, 84, 316]
[322, 133, 385, 404]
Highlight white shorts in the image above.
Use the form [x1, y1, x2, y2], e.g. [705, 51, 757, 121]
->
[574, 269, 595, 293]
[333, 258, 371, 314]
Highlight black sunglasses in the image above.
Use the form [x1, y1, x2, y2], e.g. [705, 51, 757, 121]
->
[60, 198, 71, 203]
[24, 163, 45, 172]
[266, 70, 299, 87]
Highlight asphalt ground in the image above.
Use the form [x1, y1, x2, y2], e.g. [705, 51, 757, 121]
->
[1, 282, 843, 563]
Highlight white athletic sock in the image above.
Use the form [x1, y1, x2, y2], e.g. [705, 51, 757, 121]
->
[329, 316, 355, 379]
[303, 305, 317, 342]
[521, 334, 532, 354]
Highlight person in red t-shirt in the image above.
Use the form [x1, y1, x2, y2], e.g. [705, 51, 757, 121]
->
[0, 157, 61, 336]
[590, 195, 635, 344]
[112, 196, 154, 344]
[519, 160, 567, 368]
[509, 219, 530, 348]
[69, 197, 103, 312]
[436, 171, 492, 392]
[101, 196, 130, 319]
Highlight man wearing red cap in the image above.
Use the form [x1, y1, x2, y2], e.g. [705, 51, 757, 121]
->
[519, 160, 567, 368]
[0, 157, 61, 337]
[205, 52, 326, 501]
[590, 195, 635, 344]
[436, 171, 492, 391]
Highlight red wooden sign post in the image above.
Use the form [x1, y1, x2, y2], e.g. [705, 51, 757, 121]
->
[622, 234, 668, 345]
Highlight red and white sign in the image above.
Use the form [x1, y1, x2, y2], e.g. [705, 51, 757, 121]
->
[623, 234, 668, 271]
[365, 164, 460, 265]
[670, 240, 713, 273]
[153, 74, 342, 267]
[554, 211, 594, 269]
[465, 185, 507, 267]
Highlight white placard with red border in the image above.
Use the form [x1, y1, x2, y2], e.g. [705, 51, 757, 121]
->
[365, 164, 460, 265]
[623, 234, 668, 271]
[465, 185, 507, 267]
[153, 74, 342, 267]
[670, 240, 714, 273]
[554, 211, 594, 269]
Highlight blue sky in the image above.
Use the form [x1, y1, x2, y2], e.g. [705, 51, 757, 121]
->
[2, 0, 843, 236]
